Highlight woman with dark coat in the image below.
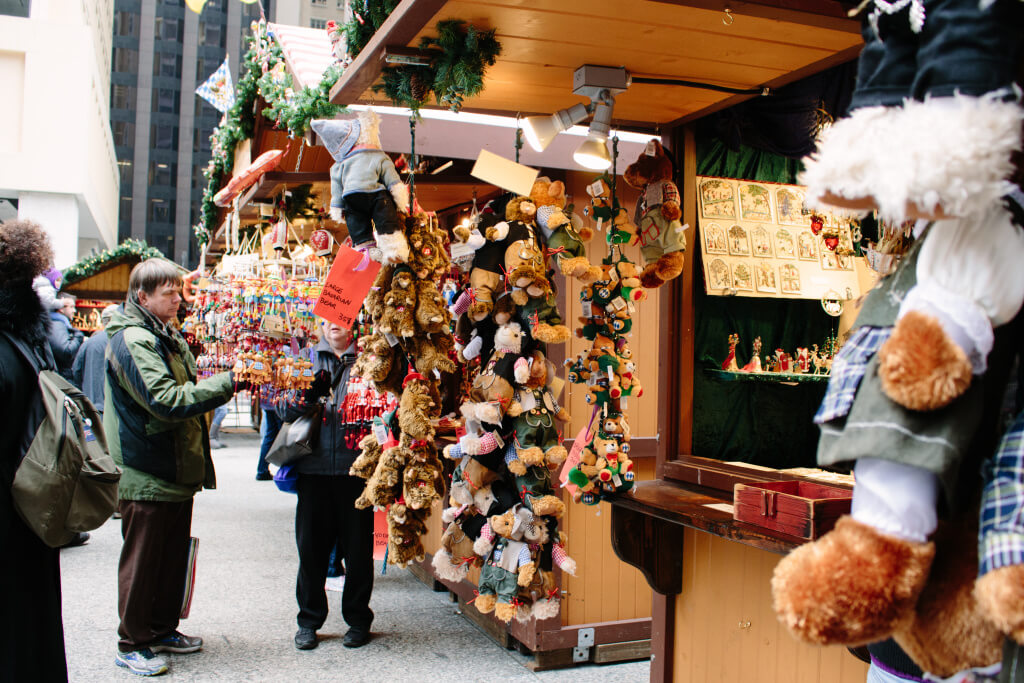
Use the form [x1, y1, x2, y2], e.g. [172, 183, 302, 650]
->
[0, 219, 68, 682]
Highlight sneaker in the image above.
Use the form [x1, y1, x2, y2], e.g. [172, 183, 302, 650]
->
[150, 631, 202, 654]
[61, 532, 90, 548]
[255, 471, 273, 481]
[209, 438, 226, 449]
[343, 628, 371, 648]
[115, 648, 168, 676]
[325, 575, 346, 592]
[294, 627, 318, 650]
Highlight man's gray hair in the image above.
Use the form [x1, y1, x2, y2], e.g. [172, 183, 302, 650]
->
[57, 292, 76, 303]
[127, 258, 182, 303]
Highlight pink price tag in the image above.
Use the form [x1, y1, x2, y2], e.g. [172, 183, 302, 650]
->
[559, 422, 594, 496]
[312, 244, 381, 329]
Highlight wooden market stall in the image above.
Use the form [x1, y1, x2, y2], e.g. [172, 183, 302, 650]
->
[61, 240, 172, 333]
[319, 0, 871, 676]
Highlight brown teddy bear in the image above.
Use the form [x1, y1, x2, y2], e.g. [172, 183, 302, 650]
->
[622, 140, 687, 289]
[349, 433, 382, 480]
[505, 351, 570, 472]
[398, 374, 438, 441]
[530, 177, 602, 283]
[364, 264, 395, 321]
[378, 268, 417, 338]
[403, 454, 441, 510]
[500, 197, 551, 305]
[355, 440, 410, 509]
[414, 279, 449, 334]
[355, 333, 405, 396]
[386, 502, 428, 568]
[412, 332, 457, 377]
[408, 216, 450, 280]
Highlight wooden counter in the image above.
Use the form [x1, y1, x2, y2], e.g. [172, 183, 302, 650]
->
[611, 478, 868, 683]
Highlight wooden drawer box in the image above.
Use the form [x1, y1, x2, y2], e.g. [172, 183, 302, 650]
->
[733, 481, 851, 540]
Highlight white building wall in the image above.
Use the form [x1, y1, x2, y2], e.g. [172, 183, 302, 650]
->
[0, 0, 118, 267]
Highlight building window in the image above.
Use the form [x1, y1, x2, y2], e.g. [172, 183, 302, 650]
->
[148, 198, 175, 223]
[310, 17, 327, 29]
[192, 128, 212, 154]
[117, 160, 133, 187]
[112, 121, 135, 147]
[111, 84, 136, 110]
[151, 124, 178, 151]
[154, 52, 181, 79]
[119, 196, 132, 219]
[113, 11, 138, 37]
[113, 47, 138, 73]
[0, 0, 30, 17]
[152, 88, 180, 115]
[311, 0, 327, 6]
[149, 162, 176, 187]
[199, 21, 225, 48]
[154, 16, 183, 42]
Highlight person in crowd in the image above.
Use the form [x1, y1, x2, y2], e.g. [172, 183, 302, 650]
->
[72, 304, 119, 416]
[104, 258, 234, 677]
[33, 266, 62, 313]
[0, 220, 69, 682]
[289, 320, 374, 651]
[48, 292, 84, 384]
[209, 404, 229, 449]
[256, 398, 283, 481]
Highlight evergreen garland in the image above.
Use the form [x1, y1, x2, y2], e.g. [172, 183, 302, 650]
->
[344, 0, 400, 60]
[374, 20, 501, 112]
[63, 239, 165, 285]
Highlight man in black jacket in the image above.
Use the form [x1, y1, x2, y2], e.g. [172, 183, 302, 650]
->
[0, 220, 69, 682]
[289, 321, 374, 651]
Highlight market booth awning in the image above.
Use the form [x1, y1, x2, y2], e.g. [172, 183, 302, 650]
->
[328, 0, 861, 126]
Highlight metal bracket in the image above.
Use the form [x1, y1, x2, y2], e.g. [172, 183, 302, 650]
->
[573, 627, 595, 663]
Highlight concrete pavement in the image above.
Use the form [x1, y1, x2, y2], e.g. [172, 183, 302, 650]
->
[59, 427, 650, 682]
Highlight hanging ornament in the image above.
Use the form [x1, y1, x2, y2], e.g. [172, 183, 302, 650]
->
[810, 214, 824, 235]
[310, 229, 334, 257]
[824, 235, 839, 251]
[272, 218, 289, 252]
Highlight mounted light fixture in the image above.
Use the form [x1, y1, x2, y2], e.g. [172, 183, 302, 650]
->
[521, 65, 631, 170]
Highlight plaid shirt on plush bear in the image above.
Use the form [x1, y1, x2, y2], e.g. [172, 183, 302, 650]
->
[979, 411, 1024, 576]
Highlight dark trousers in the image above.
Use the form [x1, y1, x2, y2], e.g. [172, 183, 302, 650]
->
[258, 408, 283, 476]
[117, 499, 193, 651]
[2, 504, 67, 682]
[295, 475, 374, 632]
[341, 190, 402, 248]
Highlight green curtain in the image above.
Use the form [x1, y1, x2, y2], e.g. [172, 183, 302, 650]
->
[690, 137, 832, 469]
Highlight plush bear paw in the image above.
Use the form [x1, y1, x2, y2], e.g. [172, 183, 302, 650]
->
[474, 593, 497, 614]
[878, 311, 973, 412]
[532, 323, 571, 344]
[518, 447, 545, 467]
[975, 564, 1024, 645]
[529, 494, 566, 518]
[469, 301, 493, 322]
[494, 601, 518, 623]
[506, 458, 527, 476]
[432, 550, 471, 583]
[376, 230, 411, 264]
[771, 516, 935, 646]
[544, 445, 568, 466]
[532, 598, 561, 621]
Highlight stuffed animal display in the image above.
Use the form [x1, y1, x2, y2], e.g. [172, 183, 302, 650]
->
[772, 3, 1024, 671]
[434, 191, 582, 623]
[622, 140, 688, 289]
[311, 110, 412, 263]
[348, 213, 455, 568]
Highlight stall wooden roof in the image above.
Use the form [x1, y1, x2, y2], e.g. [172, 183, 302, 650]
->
[329, 0, 862, 127]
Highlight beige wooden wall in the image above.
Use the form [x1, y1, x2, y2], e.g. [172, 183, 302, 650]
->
[674, 528, 868, 682]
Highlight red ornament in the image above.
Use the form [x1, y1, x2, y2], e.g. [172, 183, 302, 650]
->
[824, 236, 839, 251]
[310, 229, 334, 256]
[810, 215, 824, 235]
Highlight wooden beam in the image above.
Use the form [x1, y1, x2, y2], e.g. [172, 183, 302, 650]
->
[665, 43, 862, 129]
[329, 0, 448, 106]
[651, 0, 860, 32]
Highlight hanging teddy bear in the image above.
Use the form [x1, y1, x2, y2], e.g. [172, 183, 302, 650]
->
[530, 177, 602, 283]
[311, 110, 411, 263]
[505, 350, 571, 472]
[622, 140, 688, 289]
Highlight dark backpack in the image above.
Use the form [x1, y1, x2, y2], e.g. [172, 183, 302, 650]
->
[3, 331, 121, 547]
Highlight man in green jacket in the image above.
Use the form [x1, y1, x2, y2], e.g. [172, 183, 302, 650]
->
[104, 259, 234, 677]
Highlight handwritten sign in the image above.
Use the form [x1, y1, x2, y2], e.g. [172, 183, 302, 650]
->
[312, 244, 381, 328]
[373, 508, 387, 561]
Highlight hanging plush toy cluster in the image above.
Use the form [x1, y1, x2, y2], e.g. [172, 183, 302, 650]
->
[345, 211, 458, 568]
[430, 178, 596, 623]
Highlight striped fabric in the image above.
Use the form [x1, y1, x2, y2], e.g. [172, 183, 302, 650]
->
[267, 23, 336, 89]
[813, 326, 892, 425]
[980, 410, 1024, 576]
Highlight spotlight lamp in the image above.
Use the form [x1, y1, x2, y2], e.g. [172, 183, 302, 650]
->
[520, 65, 631, 161]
